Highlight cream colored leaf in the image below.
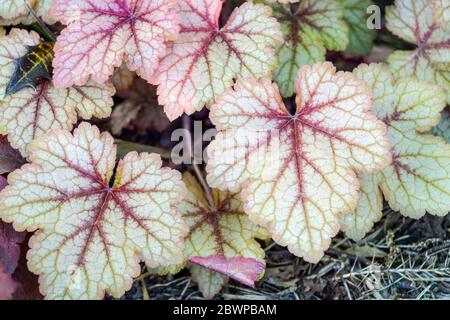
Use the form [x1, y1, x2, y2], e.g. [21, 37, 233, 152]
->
[0, 122, 187, 299]
[0, 0, 55, 26]
[0, 29, 115, 157]
[179, 172, 269, 297]
[154, 0, 283, 120]
[353, 63, 449, 220]
[340, 174, 383, 241]
[206, 62, 392, 262]
[189, 264, 227, 299]
[386, 0, 450, 103]
[266, 0, 348, 96]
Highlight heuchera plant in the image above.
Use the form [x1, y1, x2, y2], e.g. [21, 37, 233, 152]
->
[206, 62, 392, 262]
[341, 63, 449, 240]
[0, 0, 448, 300]
[0, 123, 188, 299]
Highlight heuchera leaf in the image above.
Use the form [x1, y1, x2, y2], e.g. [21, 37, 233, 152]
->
[153, 0, 283, 121]
[0, 0, 55, 26]
[111, 78, 170, 136]
[0, 122, 188, 299]
[50, 0, 180, 87]
[206, 62, 392, 262]
[430, 108, 450, 143]
[386, 0, 450, 103]
[342, 63, 449, 240]
[341, 0, 376, 55]
[190, 256, 265, 289]
[0, 136, 25, 175]
[0, 263, 17, 300]
[0, 29, 116, 157]
[178, 173, 269, 298]
[265, 0, 348, 97]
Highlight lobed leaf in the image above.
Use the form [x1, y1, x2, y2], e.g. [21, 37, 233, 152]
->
[0, 29, 115, 157]
[206, 62, 392, 262]
[265, 0, 348, 97]
[386, 0, 450, 103]
[50, 0, 180, 87]
[343, 64, 449, 240]
[0, 0, 55, 26]
[0, 122, 188, 299]
[153, 0, 283, 120]
[177, 173, 269, 298]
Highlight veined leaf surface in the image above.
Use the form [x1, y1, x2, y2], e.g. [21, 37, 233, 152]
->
[0, 122, 188, 299]
[206, 62, 392, 262]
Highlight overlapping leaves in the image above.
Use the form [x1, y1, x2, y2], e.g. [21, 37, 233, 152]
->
[342, 63, 450, 240]
[206, 62, 391, 262]
[386, 0, 450, 103]
[264, 0, 349, 97]
[0, 29, 115, 157]
[153, 0, 283, 120]
[0, 122, 188, 299]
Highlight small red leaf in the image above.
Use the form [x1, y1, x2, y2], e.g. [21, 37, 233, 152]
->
[189, 256, 264, 288]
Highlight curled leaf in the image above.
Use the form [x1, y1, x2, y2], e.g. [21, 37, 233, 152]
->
[206, 62, 391, 262]
[50, 0, 180, 87]
[154, 0, 283, 120]
[266, 0, 348, 96]
[178, 173, 269, 297]
[190, 256, 265, 289]
[0, 122, 188, 299]
[0, 0, 55, 26]
[386, 0, 450, 103]
[343, 63, 449, 240]
[0, 29, 115, 157]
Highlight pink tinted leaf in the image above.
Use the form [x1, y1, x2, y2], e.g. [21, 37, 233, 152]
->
[206, 62, 392, 262]
[189, 256, 264, 288]
[50, 0, 180, 87]
[154, 0, 283, 120]
[0, 136, 25, 175]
